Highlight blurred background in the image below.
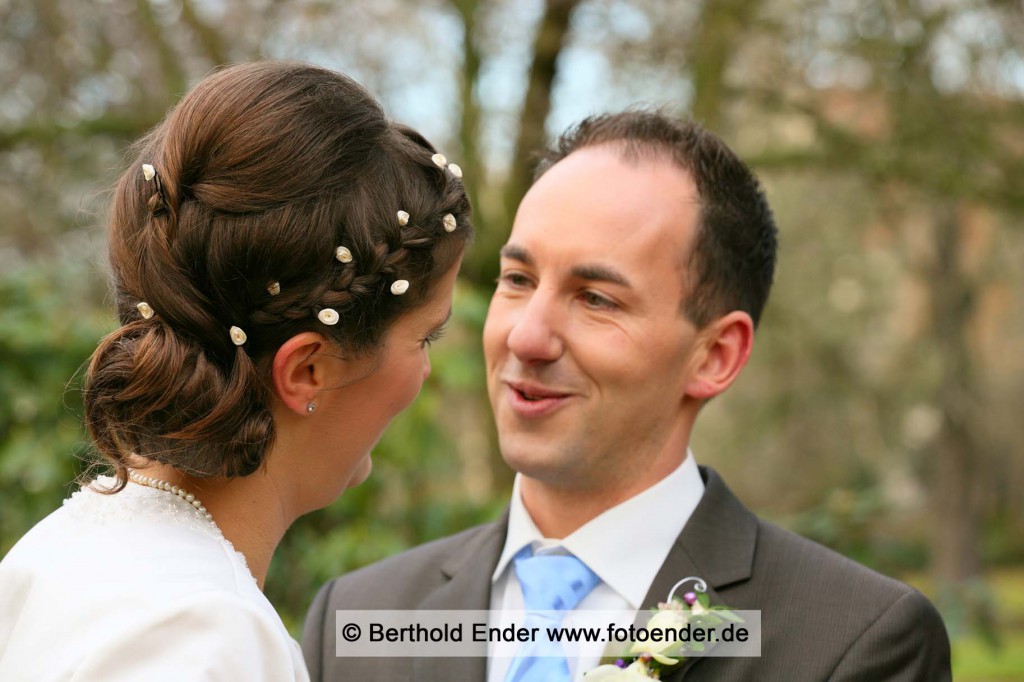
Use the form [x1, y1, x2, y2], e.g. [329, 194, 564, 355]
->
[1, 0, 1022, 678]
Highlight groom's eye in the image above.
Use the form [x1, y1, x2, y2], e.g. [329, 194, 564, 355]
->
[580, 291, 617, 310]
[498, 272, 531, 288]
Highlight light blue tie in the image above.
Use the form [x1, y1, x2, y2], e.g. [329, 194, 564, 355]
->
[503, 548, 601, 682]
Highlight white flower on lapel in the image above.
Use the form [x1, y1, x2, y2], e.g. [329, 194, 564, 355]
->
[628, 608, 689, 665]
[584, 577, 744, 681]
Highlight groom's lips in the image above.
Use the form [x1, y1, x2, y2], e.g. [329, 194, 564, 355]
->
[504, 380, 573, 418]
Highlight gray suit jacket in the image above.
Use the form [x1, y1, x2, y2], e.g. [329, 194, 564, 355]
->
[302, 466, 951, 681]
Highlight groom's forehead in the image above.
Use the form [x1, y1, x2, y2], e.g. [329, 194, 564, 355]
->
[505, 167, 697, 291]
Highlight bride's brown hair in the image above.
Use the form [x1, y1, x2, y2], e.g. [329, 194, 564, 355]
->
[84, 61, 471, 488]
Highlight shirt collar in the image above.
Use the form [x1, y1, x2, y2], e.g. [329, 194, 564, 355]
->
[492, 452, 705, 609]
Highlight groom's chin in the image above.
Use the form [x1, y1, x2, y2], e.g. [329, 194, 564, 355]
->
[500, 438, 583, 487]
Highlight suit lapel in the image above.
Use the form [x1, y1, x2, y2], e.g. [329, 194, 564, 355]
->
[641, 466, 757, 606]
[412, 510, 509, 682]
[642, 466, 758, 682]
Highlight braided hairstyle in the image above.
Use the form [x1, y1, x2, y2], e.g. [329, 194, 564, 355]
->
[85, 62, 472, 489]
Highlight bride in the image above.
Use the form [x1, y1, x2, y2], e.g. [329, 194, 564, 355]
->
[0, 61, 471, 680]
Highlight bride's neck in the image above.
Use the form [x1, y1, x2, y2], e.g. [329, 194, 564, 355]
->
[201, 476, 293, 590]
[131, 464, 295, 591]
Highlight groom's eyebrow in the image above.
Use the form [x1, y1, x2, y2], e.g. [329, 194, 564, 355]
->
[500, 243, 631, 288]
[572, 263, 631, 288]
[499, 244, 533, 265]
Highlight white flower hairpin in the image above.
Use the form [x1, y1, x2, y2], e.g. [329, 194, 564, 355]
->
[229, 326, 247, 346]
[141, 162, 168, 214]
[431, 153, 463, 180]
[318, 308, 339, 325]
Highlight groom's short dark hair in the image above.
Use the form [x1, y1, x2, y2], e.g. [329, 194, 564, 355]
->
[536, 111, 778, 329]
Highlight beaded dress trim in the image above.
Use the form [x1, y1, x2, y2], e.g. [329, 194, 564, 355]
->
[61, 476, 256, 585]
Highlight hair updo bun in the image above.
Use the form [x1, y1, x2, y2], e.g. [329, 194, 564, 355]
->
[84, 61, 472, 488]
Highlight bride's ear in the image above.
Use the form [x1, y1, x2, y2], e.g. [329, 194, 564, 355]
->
[271, 332, 344, 416]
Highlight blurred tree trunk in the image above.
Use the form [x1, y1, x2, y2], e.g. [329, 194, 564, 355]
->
[449, 0, 488, 283]
[180, 0, 229, 67]
[134, 0, 188, 97]
[928, 202, 986, 603]
[493, 0, 582, 281]
[447, 0, 509, 493]
[450, 0, 581, 288]
[889, 26, 996, 615]
[34, 0, 73, 107]
[687, 0, 764, 132]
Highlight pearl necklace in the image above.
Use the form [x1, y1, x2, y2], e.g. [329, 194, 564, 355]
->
[129, 471, 215, 523]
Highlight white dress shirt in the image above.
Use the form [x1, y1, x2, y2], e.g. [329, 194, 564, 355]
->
[487, 452, 705, 682]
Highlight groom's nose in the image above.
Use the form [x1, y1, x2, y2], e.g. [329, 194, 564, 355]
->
[505, 286, 564, 365]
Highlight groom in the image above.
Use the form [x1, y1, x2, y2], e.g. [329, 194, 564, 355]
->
[302, 112, 951, 681]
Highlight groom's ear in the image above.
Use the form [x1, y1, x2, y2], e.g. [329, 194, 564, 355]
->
[271, 332, 335, 416]
[684, 311, 754, 401]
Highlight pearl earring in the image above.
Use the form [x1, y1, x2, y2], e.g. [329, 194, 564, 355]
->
[306, 402, 316, 414]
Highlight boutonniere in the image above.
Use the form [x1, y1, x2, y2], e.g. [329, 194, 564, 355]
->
[584, 577, 744, 680]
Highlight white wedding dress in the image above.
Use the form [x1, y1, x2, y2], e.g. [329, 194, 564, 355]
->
[0, 477, 310, 681]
